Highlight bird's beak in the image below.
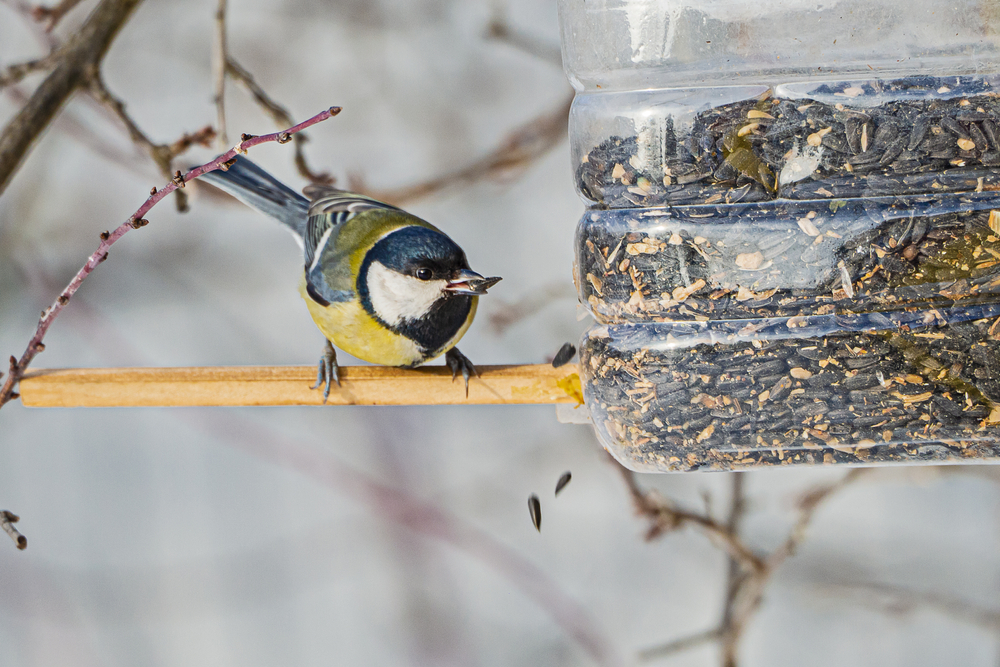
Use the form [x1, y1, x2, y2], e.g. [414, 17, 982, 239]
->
[444, 269, 502, 295]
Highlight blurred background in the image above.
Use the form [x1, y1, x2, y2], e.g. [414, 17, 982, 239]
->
[2, 1, 1000, 665]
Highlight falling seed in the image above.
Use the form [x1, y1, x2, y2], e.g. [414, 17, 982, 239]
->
[555, 472, 572, 496]
[528, 494, 541, 532]
[552, 343, 577, 368]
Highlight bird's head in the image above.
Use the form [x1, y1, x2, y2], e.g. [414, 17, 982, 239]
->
[358, 225, 500, 338]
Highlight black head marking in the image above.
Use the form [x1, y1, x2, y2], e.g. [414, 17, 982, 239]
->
[357, 226, 474, 354]
[364, 225, 470, 280]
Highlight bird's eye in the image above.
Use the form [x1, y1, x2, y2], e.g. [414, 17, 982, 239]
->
[415, 268, 433, 280]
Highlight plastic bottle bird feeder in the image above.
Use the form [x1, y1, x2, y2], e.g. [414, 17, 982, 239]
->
[559, 0, 1000, 471]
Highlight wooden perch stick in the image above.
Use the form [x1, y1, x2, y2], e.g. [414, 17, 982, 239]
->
[18, 363, 582, 407]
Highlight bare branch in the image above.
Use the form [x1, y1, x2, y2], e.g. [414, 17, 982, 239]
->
[621, 467, 865, 667]
[1, 510, 27, 550]
[824, 580, 1000, 631]
[718, 470, 866, 667]
[768, 469, 866, 569]
[638, 627, 722, 662]
[485, 13, 563, 66]
[617, 465, 765, 574]
[31, 0, 86, 31]
[0, 52, 58, 89]
[0, 0, 146, 197]
[212, 0, 228, 147]
[86, 71, 215, 211]
[720, 472, 747, 625]
[225, 57, 332, 184]
[1, 0, 61, 50]
[0, 106, 342, 410]
[360, 92, 572, 206]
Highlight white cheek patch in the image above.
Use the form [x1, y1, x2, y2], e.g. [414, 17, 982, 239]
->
[366, 261, 446, 326]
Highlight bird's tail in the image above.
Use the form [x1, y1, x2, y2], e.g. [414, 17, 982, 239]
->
[199, 156, 309, 238]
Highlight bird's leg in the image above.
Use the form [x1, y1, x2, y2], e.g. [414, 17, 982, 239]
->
[311, 339, 340, 403]
[445, 347, 479, 398]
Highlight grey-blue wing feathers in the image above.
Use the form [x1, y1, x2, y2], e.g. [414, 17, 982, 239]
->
[302, 188, 404, 305]
[199, 156, 310, 238]
[200, 157, 405, 307]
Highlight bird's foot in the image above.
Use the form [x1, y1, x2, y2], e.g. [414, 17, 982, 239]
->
[445, 347, 478, 398]
[311, 340, 340, 403]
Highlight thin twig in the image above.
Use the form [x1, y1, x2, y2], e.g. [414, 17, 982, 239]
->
[360, 92, 573, 206]
[86, 71, 215, 211]
[0, 0, 61, 50]
[768, 469, 866, 569]
[718, 470, 865, 667]
[1, 510, 27, 550]
[618, 466, 765, 574]
[0, 52, 59, 89]
[485, 13, 563, 66]
[0, 106, 341, 410]
[31, 0, 86, 31]
[638, 627, 722, 662]
[225, 57, 332, 184]
[622, 467, 864, 667]
[0, 0, 146, 198]
[212, 0, 228, 147]
[824, 579, 1000, 631]
[720, 473, 747, 630]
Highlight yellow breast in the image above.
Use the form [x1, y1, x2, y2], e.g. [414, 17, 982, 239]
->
[298, 276, 476, 367]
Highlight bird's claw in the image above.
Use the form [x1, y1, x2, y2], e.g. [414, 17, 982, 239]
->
[445, 347, 478, 398]
[311, 340, 340, 403]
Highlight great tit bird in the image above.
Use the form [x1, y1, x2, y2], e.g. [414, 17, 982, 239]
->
[200, 156, 500, 400]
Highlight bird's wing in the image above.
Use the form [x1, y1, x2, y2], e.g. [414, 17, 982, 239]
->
[301, 188, 405, 306]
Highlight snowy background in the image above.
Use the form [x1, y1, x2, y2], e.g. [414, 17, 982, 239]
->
[2, 1, 1000, 666]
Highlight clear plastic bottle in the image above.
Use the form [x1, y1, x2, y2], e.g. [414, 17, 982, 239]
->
[559, 0, 1000, 471]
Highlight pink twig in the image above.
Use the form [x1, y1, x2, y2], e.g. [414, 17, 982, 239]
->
[0, 105, 342, 410]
